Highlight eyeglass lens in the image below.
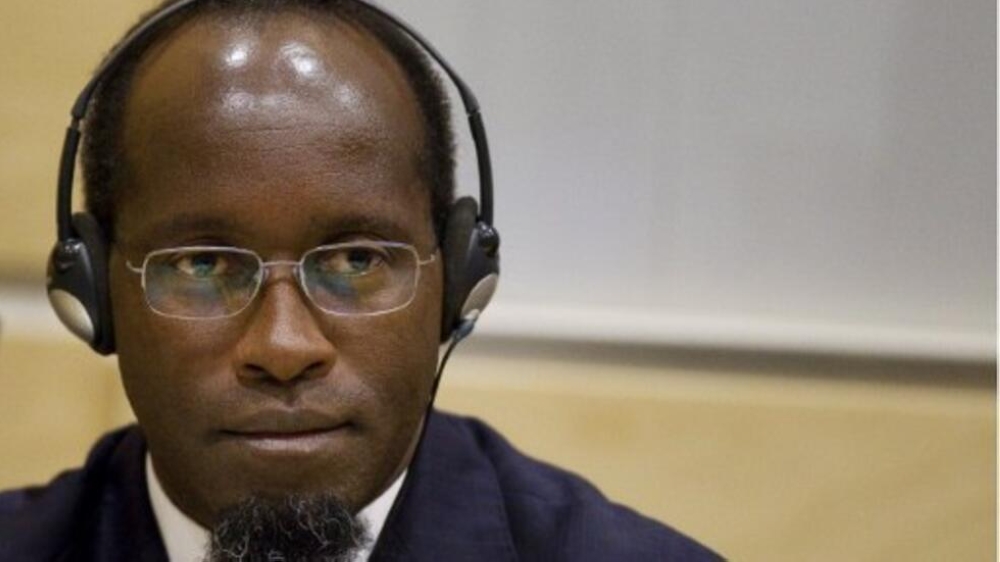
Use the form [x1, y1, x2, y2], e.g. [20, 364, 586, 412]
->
[141, 243, 421, 318]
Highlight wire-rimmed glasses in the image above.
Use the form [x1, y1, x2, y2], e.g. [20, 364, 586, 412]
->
[125, 241, 437, 319]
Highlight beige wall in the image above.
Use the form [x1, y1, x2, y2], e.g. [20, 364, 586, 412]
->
[0, 1, 151, 278]
[0, 2, 995, 561]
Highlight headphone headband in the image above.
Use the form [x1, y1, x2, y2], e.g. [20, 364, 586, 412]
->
[56, 0, 494, 242]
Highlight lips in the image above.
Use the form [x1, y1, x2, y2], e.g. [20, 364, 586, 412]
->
[220, 409, 350, 454]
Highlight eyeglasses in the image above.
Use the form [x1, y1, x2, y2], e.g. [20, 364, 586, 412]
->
[125, 242, 437, 319]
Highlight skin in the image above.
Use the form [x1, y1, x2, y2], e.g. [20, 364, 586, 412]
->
[107, 9, 442, 527]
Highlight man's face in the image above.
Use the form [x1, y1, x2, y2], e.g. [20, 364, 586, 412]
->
[107, 12, 442, 526]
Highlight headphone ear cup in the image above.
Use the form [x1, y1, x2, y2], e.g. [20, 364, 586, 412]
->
[440, 197, 500, 342]
[441, 197, 477, 341]
[46, 213, 115, 355]
[71, 213, 115, 354]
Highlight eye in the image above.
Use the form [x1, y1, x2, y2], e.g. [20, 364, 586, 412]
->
[172, 250, 230, 279]
[316, 246, 387, 276]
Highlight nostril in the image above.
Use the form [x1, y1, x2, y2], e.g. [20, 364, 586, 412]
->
[240, 363, 272, 380]
[299, 360, 328, 379]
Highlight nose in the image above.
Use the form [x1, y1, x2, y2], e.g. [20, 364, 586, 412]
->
[233, 274, 336, 384]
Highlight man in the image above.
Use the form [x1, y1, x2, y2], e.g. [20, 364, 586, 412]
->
[0, 1, 720, 560]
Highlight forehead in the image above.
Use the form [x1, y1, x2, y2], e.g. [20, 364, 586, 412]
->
[125, 8, 423, 133]
[115, 9, 430, 248]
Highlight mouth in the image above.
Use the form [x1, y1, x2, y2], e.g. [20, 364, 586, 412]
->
[220, 411, 351, 455]
[222, 427, 346, 454]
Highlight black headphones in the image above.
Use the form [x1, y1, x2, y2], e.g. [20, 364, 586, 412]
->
[47, 0, 500, 355]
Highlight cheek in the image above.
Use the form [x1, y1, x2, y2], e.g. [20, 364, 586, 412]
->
[337, 263, 442, 435]
[109, 253, 237, 427]
[346, 267, 442, 403]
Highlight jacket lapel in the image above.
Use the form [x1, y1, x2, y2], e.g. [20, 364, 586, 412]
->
[372, 412, 518, 562]
[77, 427, 169, 562]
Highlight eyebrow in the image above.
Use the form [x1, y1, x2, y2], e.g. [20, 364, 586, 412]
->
[130, 211, 418, 248]
[134, 214, 243, 246]
[306, 212, 415, 242]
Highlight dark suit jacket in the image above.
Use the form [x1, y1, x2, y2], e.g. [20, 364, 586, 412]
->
[0, 411, 721, 561]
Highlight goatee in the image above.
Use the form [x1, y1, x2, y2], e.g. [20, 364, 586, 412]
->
[207, 493, 368, 562]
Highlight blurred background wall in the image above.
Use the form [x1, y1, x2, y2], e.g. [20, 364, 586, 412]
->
[0, 1, 995, 560]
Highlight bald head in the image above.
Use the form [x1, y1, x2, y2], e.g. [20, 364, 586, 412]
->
[82, 0, 455, 243]
[120, 10, 426, 227]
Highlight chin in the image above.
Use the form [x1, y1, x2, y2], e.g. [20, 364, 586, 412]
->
[204, 438, 371, 510]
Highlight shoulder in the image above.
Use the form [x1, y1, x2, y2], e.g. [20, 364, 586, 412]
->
[0, 469, 88, 560]
[0, 426, 139, 561]
[433, 412, 722, 561]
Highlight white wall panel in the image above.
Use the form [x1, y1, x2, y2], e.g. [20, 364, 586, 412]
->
[387, 0, 996, 358]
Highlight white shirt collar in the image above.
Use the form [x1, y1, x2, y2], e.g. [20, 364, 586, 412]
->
[145, 454, 406, 562]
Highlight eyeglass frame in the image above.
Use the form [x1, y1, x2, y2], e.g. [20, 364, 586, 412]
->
[124, 241, 438, 320]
